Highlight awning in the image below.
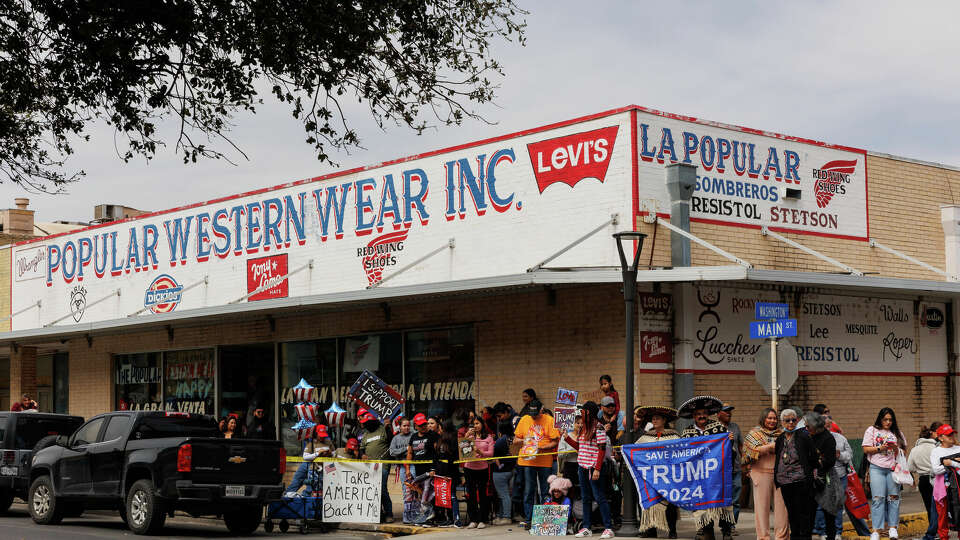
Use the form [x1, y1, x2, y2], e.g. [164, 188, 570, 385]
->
[0, 265, 957, 345]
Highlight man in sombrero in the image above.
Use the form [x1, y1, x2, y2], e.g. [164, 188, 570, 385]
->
[679, 395, 734, 540]
[635, 405, 681, 538]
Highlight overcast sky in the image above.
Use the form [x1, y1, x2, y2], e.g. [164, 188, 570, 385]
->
[4, 1, 959, 223]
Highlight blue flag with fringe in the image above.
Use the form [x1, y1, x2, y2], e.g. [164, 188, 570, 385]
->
[621, 433, 733, 511]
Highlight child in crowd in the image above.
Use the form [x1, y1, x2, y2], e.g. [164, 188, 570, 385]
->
[544, 474, 575, 534]
[599, 375, 620, 417]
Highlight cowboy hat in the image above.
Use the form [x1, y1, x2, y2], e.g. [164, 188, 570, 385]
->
[677, 395, 722, 419]
[637, 405, 679, 422]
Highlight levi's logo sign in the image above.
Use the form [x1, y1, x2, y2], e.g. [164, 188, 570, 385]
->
[527, 125, 619, 193]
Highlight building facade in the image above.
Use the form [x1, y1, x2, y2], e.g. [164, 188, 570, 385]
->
[2, 105, 959, 456]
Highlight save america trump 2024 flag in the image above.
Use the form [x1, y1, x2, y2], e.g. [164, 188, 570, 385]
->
[621, 433, 733, 511]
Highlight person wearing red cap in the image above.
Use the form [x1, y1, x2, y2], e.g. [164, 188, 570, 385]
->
[285, 424, 333, 497]
[931, 424, 959, 539]
[336, 437, 361, 460]
[406, 413, 439, 524]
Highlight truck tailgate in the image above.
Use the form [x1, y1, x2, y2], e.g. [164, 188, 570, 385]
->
[185, 438, 282, 485]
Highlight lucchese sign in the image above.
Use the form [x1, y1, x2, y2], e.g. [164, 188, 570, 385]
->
[687, 286, 947, 374]
[10, 111, 634, 330]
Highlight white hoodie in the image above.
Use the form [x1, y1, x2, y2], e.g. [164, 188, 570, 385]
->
[908, 438, 938, 477]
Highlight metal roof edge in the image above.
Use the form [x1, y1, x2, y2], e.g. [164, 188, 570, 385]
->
[744, 268, 960, 295]
[867, 150, 960, 173]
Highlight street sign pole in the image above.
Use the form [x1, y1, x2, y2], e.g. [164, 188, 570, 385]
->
[770, 337, 778, 410]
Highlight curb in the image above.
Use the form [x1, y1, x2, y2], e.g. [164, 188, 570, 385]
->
[841, 511, 927, 539]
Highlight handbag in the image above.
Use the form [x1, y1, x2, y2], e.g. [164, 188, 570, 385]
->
[844, 467, 870, 519]
[892, 450, 914, 486]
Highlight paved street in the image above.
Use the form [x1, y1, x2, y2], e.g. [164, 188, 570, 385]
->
[0, 504, 386, 540]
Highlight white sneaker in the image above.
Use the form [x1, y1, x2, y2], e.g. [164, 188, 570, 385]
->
[575, 529, 593, 538]
[600, 529, 615, 539]
[869, 533, 880, 540]
[888, 528, 899, 539]
[466, 522, 477, 529]
[477, 522, 486, 529]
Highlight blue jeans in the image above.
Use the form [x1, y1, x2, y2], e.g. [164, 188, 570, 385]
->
[287, 462, 317, 495]
[381, 464, 393, 518]
[522, 466, 552, 521]
[731, 468, 742, 522]
[492, 471, 514, 519]
[923, 493, 939, 540]
[577, 466, 612, 531]
[869, 464, 900, 530]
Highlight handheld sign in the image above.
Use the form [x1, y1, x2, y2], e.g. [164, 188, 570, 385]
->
[322, 462, 382, 523]
[434, 476, 453, 509]
[530, 504, 569, 536]
[554, 406, 576, 433]
[555, 387, 578, 406]
[621, 434, 733, 511]
[749, 319, 798, 339]
[755, 302, 789, 320]
[348, 370, 404, 421]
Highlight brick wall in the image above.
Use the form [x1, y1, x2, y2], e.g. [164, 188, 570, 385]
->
[695, 372, 949, 445]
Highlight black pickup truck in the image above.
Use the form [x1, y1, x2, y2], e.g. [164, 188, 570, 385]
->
[0, 412, 85, 512]
[29, 411, 285, 535]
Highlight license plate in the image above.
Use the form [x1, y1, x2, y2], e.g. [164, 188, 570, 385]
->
[225, 485, 245, 497]
[0, 466, 15, 476]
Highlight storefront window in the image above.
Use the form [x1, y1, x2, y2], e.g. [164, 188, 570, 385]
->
[163, 349, 215, 415]
[405, 326, 475, 420]
[279, 340, 337, 455]
[115, 352, 163, 411]
[53, 353, 69, 414]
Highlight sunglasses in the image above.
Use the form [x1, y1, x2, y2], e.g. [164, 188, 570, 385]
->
[784, 418, 798, 423]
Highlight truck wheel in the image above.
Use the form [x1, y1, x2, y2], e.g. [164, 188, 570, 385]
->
[28, 476, 63, 525]
[126, 479, 166, 535]
[0, 489, 13, 514]
[224, 506, 262, 535]
[32, 435, 59, 454]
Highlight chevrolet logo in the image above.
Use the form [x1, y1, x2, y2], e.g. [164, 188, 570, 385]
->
[228, 456, 247, 464]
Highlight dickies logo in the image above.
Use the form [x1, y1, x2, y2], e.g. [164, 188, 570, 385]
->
[812, 159, 856, 209]
[526, 126, 618, 193]
[144, 274, 183, 314]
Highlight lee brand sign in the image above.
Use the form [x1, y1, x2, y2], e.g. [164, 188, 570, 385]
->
[688, 286, 947, 374]
[10, 112, 634, 330]
[635, 108, 868, 241]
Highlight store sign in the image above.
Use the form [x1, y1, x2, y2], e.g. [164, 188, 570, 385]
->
[640, 331, 673, 363]
[11, 112, 633, 330]
[639, 292, 672, 318]
[14, 245, 46, 281]
[687, 286, 947, 374]
[246, 254, 288, 301]
[635, 109, 868, 241]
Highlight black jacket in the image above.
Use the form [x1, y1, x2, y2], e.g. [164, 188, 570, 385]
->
[809, 429, 837, 485]
[773, 429, 818, 488]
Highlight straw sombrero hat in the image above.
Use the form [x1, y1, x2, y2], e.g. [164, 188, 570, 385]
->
[636, 405, 678, 422]
[677, 395, 722, 419]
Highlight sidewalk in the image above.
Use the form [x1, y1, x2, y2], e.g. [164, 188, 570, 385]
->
[354, 487, 929, 539]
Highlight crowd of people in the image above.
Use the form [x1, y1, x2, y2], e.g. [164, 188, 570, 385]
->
[263, 374, 960, 540]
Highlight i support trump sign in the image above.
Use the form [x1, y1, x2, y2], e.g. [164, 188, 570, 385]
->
[621, 434, 733, 511]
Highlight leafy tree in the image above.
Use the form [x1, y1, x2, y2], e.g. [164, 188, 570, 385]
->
[0, 0, 526, 191]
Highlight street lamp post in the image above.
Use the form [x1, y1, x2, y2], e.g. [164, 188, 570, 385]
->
[613, 231, 646, 537]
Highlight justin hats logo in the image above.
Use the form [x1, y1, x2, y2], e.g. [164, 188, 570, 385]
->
[526, 125, 619, 193]
[144, 274, 184, 314]
[812, 159, 856, 209]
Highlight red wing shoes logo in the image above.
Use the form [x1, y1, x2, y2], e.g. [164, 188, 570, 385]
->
[358, 230, 409, 286]
[526, 125, 618, 193]
[812, 159, 856, 209]
[246, 254, 289, 301]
